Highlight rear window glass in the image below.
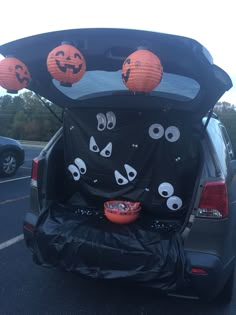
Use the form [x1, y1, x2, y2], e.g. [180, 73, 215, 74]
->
[53, 71, 200, 101]
[220, 125, 235, 159]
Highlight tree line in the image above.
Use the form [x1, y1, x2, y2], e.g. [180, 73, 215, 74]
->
[0, 91, 62, 141]
[214, 101, 236, 151]
[0, 92, 235, 150]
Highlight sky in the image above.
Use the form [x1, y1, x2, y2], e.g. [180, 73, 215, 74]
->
[0, 0, 235, 104]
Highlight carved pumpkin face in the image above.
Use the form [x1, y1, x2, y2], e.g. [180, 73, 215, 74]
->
[0, 57, 31, 93]
[47, 44, 86, 87]
[122, 50, 163, 92]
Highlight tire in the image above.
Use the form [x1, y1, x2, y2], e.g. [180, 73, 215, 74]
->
[0, 150, 19, 177]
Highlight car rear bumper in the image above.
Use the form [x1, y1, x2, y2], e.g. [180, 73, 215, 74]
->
[186, 250, 235, 299]
[23, 211, 235, 299]
[23, 212, 38, 251]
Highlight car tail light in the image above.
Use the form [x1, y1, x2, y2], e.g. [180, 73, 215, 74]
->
[31, 158, 39, 187]
[191, 268, 208, 275]
[197, 180, 228, 218]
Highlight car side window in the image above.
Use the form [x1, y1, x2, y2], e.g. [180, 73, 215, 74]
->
[220, 124, 235, 160]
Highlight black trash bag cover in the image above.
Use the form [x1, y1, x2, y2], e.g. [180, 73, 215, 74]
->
[32, 203, 191, 292]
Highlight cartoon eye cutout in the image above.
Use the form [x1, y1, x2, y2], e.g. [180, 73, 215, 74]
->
[167, 196, 183, 211]
[106, 111, 116, 130]
[158, 182, 174, 198]
[68, 164, 81, 181]
[148, 123, 164, 139]
[114, 170, 129, 185]
[124, 164, 137, 181]
[89, 136, 100, 152]
[165, 126, 180, 142]
[100, 142, 112, 157]
[96, 113, 106, 131]
[74, 158, 87, 175]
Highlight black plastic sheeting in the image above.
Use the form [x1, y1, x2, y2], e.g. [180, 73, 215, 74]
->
[32, 203, 191, 292]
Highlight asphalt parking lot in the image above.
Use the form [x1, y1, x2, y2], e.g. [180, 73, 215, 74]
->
[0, 145, 236, 314]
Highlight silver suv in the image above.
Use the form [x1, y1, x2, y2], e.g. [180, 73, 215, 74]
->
[1, 28, 235, 303]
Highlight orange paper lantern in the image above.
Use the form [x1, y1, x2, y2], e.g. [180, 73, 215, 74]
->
[122, 50, 163, 92]
[0, 57, 31, 93]
[47, 43, 86, 87]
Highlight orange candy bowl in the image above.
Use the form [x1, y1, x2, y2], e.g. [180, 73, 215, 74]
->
[104, 200, 141, 224]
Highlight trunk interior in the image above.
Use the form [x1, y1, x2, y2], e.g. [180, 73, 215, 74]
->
[33, 101, 204, 290]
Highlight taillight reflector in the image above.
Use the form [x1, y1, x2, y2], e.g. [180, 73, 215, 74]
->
[197, 180, 228, 218]
[31, 158, 39, 187]
[191, 268, 207, 275]
[24, 223, 35, 232]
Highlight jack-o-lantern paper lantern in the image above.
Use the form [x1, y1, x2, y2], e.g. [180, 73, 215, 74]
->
[0, 57, 31, 94]
[47, 44, 86, 87]
[122, 50, 163, 93]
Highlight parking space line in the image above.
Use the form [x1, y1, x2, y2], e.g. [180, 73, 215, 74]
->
[0, 195, 29, 206]
[0, 234, 24, 251]
[0, 176, 31, 184]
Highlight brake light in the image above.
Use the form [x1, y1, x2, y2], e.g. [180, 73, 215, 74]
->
[197, 180, 228, 218]
[31, 158, 39, 187]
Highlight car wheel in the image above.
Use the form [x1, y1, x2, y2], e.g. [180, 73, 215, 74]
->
[0, 151, 19, 177]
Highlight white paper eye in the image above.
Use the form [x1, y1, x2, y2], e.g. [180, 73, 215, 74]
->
[106, 111, 116, 130]
[89, 136, 100, 152]
[165, 126, 180, 142]
[114, 170, 129, 185]
[148, 124, 164, 139]
[96, 113, 106, 131]
[167, 196, 183, 211]
[158, 182, 174, 198]
[68, 164, 80, 181]
[74, 158, 87, 175]
[124, 164, 137, 181]
[100, 142, 112, 157]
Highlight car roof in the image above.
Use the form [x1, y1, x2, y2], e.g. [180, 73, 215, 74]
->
[0, 28, 232, 116]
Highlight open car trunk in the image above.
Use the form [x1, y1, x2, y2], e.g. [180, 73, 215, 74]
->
[33, 97, 202, 292]
[1, 27, 231, 293]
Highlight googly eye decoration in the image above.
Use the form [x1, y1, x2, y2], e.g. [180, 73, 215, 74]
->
[68, 158, 87, 182]
[148, 124, 164, 140]
[106, 111, 116, 130]
[114, 164, 137, 186]
[74, 158, 87, 175]
[114, 170, 129, 185]
[100, 142, 112, 158]
[68, 164, 81, 181]
[124, 164, 137, 181]
[96, 113, 106, 131]
[167, 196, 183, 211]
[89, 136, 100, 152]
[158, 182, 174, 198]
[96, 112, 117, 131]
[165, 126, 180, 142]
